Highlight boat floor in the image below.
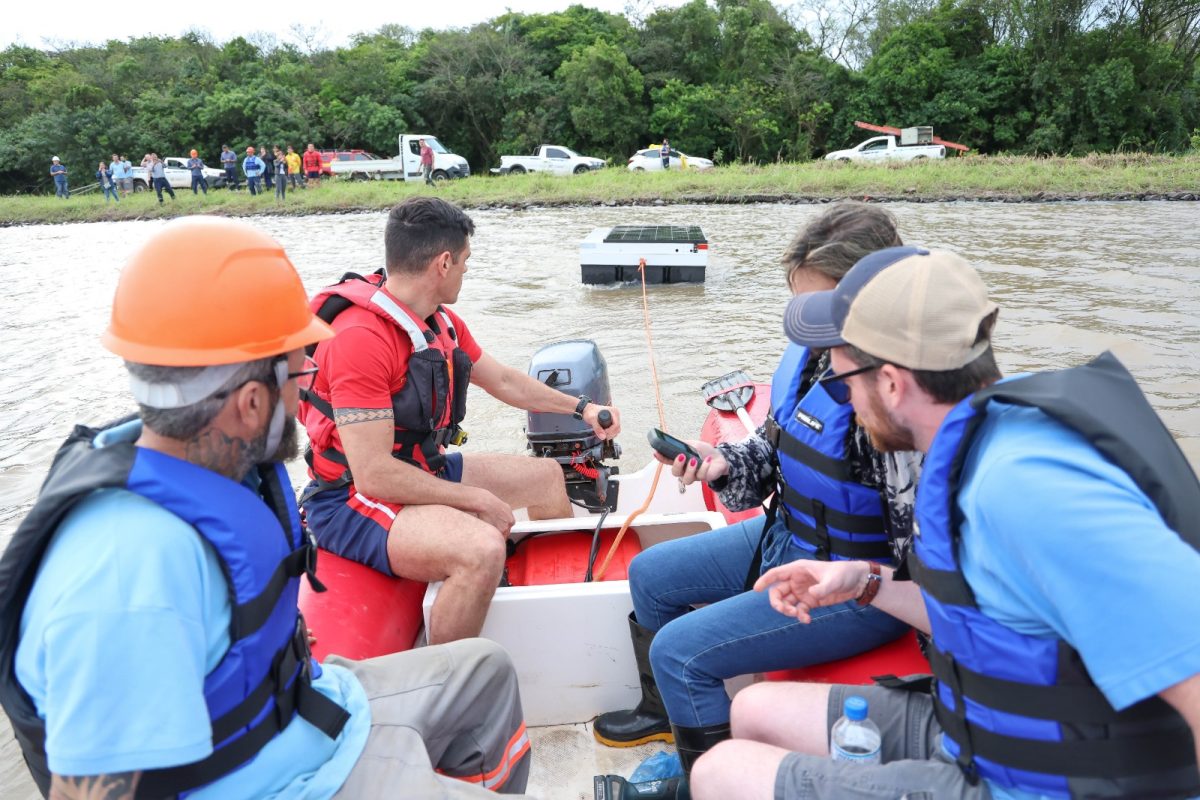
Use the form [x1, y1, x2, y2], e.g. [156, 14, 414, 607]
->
[528, 722, 672, 799]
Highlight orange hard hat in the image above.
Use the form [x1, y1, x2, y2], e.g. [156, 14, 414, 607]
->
[246, 146, 255, 154]
[102, 217, 334, 366]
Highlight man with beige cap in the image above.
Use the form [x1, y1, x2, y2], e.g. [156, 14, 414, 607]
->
[691, 246, 1200, 799]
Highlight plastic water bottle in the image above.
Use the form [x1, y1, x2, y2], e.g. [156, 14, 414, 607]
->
[830, 695, 882, 764]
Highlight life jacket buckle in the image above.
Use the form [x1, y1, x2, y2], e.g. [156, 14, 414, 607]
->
[447, 426, 468, 447]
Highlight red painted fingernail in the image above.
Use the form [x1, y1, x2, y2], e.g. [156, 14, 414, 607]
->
[689, 458, 698, 468]
[704, 456, 712, 463]
[676, 454, 685, 462]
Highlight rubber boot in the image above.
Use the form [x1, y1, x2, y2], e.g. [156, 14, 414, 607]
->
[672, 722, 732, 775]
[594, 774, 690, 800]
[594, 613, 673, 747]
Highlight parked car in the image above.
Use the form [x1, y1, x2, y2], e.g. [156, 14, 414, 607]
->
[626, 147, 714, 172]
[131, 157, 226, 191]
[326, 151, 385, 180]
[319, 149, 371, 176]
[823, 135, 945, 162]
[491, 145, 605, 176]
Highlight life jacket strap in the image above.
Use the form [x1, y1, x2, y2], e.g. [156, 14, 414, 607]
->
[780, 484, 886, 534]
[136, 620, 349, 797]
[777, 430, 852, 482]
[927, 646, 1165, 725]
[932, 689, 1195, 780]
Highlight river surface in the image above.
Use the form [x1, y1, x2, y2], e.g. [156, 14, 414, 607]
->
[0, 201, 1198, 795]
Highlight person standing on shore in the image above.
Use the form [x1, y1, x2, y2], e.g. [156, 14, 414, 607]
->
[220, 144, 239, 191]
[660, 138, 671, 170]
[262, 144, 276, 192]
[303, 143, 322, 184]
[273, 146, 287, 201]
[419, 138, 434, 185]
[286, 145, 304, 190]
[149, 154, 176, 204]
[243, 147, 264, 196]
[186, 149, 209, 195]
[110, 153, 131, 198]
[96, 161, 119, 203]
[49, 157, 69, 198]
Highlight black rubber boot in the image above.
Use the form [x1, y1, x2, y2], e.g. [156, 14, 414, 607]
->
[593, 613, 673, 747]
[594, 774, 690, 800]
[672, 722, 732, 775]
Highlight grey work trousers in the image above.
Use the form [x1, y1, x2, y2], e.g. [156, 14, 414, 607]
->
[774, 683, 992, 800]
[330, 638, 533, 798]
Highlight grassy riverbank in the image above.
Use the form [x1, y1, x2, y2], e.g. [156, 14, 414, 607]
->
[3, 153, 1198, 226]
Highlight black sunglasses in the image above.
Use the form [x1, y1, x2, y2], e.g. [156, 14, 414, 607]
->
[818, 364, 880, 405]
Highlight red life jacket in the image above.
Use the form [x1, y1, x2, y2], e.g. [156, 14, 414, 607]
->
[300, 272, 472, 487]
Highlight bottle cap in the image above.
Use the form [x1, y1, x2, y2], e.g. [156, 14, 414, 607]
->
[844, 695, 868, 721]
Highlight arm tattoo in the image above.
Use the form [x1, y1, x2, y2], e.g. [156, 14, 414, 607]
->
[334, 407, 394, 426]
[50, 772, 140, 800]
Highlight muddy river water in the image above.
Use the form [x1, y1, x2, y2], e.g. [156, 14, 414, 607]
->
[0, 200, 1197, 796]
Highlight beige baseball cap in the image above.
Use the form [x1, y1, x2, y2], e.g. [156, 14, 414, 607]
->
[783, 246, 998, 370]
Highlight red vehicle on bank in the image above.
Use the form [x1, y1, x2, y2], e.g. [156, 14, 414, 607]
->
[318, 149, 370, 176]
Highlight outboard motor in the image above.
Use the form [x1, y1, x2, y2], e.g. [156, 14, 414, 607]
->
[526, 340, 621, 512]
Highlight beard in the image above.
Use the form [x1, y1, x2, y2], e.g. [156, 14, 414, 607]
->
[265, 415, 301, 464]
[857, 383, 916, 453]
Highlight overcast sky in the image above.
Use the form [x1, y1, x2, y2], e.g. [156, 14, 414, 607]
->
[3, 0, 692, 51]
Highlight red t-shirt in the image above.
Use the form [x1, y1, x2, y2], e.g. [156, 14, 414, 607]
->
[300, 293, 482, 482]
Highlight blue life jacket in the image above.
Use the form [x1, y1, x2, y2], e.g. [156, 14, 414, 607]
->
[911, 352, 1200, 797]
[0, 418, 348, 799]
[768, 344, 892, 562]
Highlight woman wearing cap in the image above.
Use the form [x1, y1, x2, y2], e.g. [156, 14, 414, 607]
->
[186, 149, 208, 195]
[593, 203, 923, 787]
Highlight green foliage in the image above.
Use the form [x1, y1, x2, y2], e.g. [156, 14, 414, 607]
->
[0, 0, 1198, 194]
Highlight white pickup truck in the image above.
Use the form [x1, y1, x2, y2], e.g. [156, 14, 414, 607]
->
[131, 157, 227, 190]
[490, 145, 606, 176]
[824, 135, 945, 162]
[328, 134, 470, 182]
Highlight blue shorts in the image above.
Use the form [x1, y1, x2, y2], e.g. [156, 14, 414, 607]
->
[303, 452, 464, 575]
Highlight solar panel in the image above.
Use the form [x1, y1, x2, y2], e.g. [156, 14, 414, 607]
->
[603, 225, 707, 244]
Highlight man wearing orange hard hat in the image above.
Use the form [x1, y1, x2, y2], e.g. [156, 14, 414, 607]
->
[186, 148, 209, 195]
[0, 217, 533, 799]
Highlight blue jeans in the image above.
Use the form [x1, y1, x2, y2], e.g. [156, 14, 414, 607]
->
[630, 518, 910, 727]
[101, 184, 119, 202]
[53, 176, 69, 198]
[247, 176, 261, 195]
[191, 175, 208, 194]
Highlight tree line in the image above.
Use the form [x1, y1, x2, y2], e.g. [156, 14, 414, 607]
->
[1, 0, 1197, 193]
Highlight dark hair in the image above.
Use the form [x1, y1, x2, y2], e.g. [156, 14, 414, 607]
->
[384, 197, 476, 276]
[782, 203, 902, 287]
[844, 311, 1001, 405]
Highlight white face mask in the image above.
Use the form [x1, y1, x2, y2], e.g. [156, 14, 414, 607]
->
[262, 358, 289, 458]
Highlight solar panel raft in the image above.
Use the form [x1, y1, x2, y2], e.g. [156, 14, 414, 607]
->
[579, 225, 709, 284]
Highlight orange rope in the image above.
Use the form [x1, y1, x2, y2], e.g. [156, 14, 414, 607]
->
[595, 258, 669, 581]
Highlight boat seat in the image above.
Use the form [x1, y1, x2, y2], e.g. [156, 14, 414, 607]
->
[763, 629, 929, 685]
[299, 548, 426, 661]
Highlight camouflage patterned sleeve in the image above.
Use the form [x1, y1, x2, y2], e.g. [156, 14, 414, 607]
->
[712, 426, 777, 512]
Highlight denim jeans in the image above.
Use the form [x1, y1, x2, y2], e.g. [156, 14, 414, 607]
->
[153, 177, 175, 202]
[191, 175, 208, 195]
[247, 176, 261, 195]
[53, 176, 69, 198]
[629, 517, 910, 727]
[101, 184, 119, 202]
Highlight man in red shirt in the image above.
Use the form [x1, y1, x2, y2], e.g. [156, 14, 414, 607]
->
[419, 139, 435, 185]
[303, 143, 323, 182]
[300, 197, 621, 645]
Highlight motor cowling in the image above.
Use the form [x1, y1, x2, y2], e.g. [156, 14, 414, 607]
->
[526, 340, 620, 512]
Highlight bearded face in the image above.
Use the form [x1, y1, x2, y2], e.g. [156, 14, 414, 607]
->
[855, 376, 916, 453]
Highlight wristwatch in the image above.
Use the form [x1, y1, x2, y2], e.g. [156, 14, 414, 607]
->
[572, 395, 591, 420]
[856, 562, 882, 607]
